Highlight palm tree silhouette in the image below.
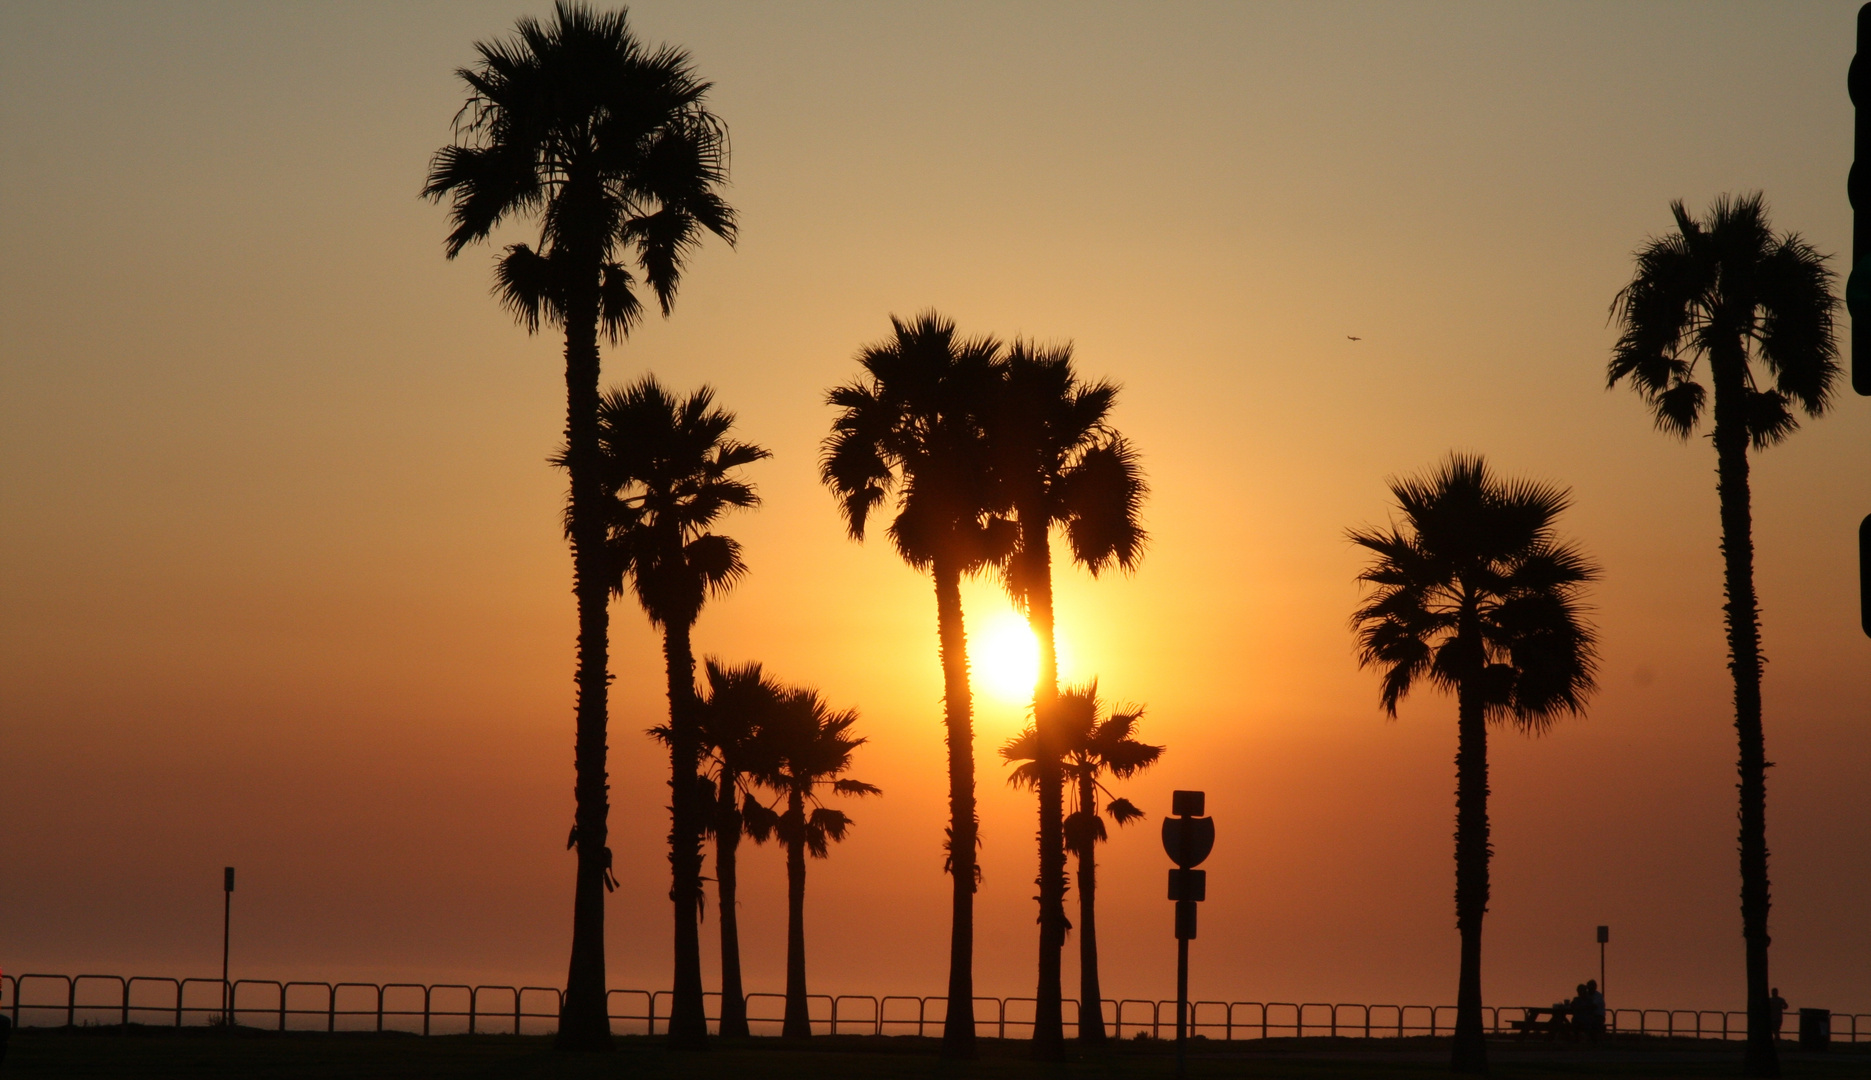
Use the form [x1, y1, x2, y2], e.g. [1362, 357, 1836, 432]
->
[749, 685, 880, 1039]
[422, 3, 734, 1050]
[821, 312, 1011, 1058]
[589, 377, 767, 1048]
[1608, 193, 1838, 1078]
[659, 659, 786, 1039]
[1001, 683, 1161, 1044]
[1349, 454, 1598, 1076]
[988, 341, 1146, 1058]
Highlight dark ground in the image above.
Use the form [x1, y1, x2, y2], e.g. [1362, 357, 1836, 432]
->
[3, 1027, 1866, 1079]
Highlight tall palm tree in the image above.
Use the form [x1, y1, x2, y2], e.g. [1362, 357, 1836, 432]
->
[1349, 454, 1598, 1076]
[988, 341, 1146, 1058]
[1001, 683, 1161, 1045]
[663, 659, 786, 1039]
[422, 3, 734, 1050]
[591, 377, 767, 1048]
[749, 686, 880, 1039]
[1608, 194, 1838, 1078]
[820, 312, 1011, 1058]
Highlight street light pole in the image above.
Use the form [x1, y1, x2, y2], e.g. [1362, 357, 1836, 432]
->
[1597, 925, 1609, 999]
[222, 867, 235, 1027]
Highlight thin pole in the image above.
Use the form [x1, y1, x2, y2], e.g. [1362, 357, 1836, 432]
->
[1599, 940, 1606, 999]
[1175, 935, 1189, 1079]
[222, 867, 234, 1028]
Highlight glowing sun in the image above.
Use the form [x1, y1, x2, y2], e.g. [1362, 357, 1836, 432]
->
[971, 609, 1042, 705]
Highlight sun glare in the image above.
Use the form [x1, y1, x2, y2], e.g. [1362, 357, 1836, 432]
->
[971, 610, 1041, 706]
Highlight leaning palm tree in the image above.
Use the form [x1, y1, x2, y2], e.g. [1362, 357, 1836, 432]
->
[750, 685, 880, 1039]
[423, 3, 734, 1050]
[1608, 193, 1838, 1079]
[820, 312, 1011, 1058]
[591, 377, 767, 1048]
[1349, 454, 1598, 1076]
[659, 659, 786, 1039]
[1001, 683, 1161, 1045]
[988, 341, 1146, 1058]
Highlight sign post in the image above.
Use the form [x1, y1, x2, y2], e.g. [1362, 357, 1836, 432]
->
[222, 867, 235, 1027]
[1161, 790, 1214, 1079]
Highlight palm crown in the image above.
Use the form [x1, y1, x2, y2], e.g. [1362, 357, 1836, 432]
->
[422, 2, 735, 337]
[821, 312, 1014, 574]
[1349, 454, 1599, 728]
[1002, 683, 1162, 853]
[756, 689, 881, 856]
[1608, 192, 1838, 446]
[992, 342, 1147, 601]
[585, 377, 769, 626]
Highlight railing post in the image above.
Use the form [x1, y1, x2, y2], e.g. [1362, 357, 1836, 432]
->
[328, 984, 335, 1033]
[376, 984, 384, 1033]
[423, 985, 431, 1037]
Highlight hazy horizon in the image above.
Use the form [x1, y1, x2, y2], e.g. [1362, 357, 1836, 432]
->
[2, 1, 1867, 1015]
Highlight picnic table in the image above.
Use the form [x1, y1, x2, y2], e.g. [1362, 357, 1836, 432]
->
[1508, 1005, 1573, 1038]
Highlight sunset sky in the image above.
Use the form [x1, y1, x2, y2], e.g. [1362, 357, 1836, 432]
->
[3, 1, 1867, 1016]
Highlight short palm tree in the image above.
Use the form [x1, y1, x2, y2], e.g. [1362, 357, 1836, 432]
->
[1349, 454, 1598, 1076]
[1608, 193, 1838, 1079]
[820, 312, 1011, 1058]
[665, 659, 786, 1039]
[423, 2, 734, 1050]
[750, 686, 880, 1039]
[591, 377, 767, 1048]
[1001, 683, 1161, 1044]
[988, 341, 1146, 1058]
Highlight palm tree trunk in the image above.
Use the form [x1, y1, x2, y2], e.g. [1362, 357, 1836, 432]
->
[1712, 344, 1777, 1078]
[932, 557, 978, 1059]
[1451, 681, 1490, 1075]
[715, 777, 749, 1038]
[557, 280, 614, 1053]
[663, 622, 708, 1048]
[1076, 775, 1106, 1044]
[782, 789, 811, 1039]
[1022, 518, 1068, 1060]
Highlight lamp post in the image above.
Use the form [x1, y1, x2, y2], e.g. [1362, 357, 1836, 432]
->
[1597, 925, 1609, 999]
[222, 867, 235, 1027]
[1161, 790, 1214, 1080]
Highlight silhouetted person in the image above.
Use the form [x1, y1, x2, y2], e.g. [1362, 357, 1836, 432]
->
[1566, 983, 1590, 1039]
[1584, 979, 1607, 1037]
[1769, 988, 1788, 1039]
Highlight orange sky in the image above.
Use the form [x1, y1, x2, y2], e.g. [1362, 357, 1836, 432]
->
[2, 1, 1867, 1015]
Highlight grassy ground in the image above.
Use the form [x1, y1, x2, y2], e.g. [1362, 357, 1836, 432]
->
[3, 1027, 1866, 1079]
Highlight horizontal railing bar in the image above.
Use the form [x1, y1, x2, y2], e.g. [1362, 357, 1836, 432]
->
[2, 973, 1864, 1043]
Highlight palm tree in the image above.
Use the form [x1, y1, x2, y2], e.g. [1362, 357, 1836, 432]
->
[749, 685, 880, 1039]
[1608, 193, 1838, 1078]
[591, 377, 767, 1048]
[1001, 683, 1161, 1044]
[668, 659, 786, 1039]
[1349, 454, 1598, 1076]
[422, 3, 734, 1050]
[988, 341, 1146, 1058]
[820, 312, 1011, 1058]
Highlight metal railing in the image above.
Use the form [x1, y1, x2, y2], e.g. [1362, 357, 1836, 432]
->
[3, 973, 1864, 1044]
